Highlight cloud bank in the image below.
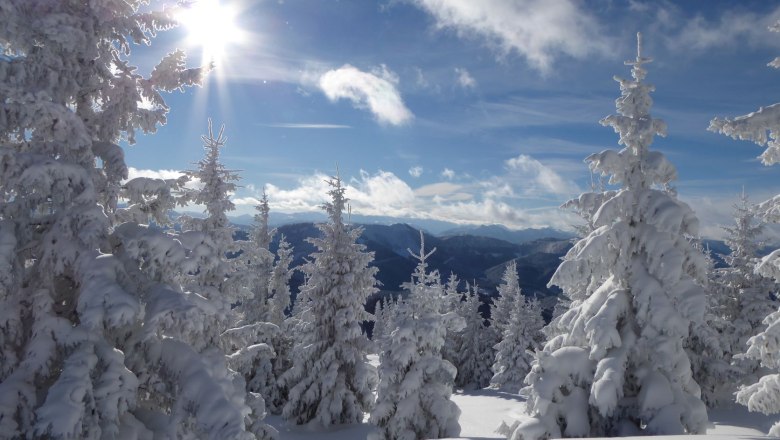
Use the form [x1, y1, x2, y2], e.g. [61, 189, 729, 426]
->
[238, 153, 581, 230]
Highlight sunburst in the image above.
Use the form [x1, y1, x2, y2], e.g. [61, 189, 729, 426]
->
[177, 0, 245, 65]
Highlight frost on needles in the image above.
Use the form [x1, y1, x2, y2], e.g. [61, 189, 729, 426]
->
[502, 33, 709, 439]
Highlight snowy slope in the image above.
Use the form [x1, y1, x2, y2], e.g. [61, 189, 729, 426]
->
[264, 355, 774, 439]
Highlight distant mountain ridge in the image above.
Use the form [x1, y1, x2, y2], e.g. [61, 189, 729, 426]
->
[440, 224, 574, 245]
[263, 222, 572, 312]
[223, 211, 576, 238]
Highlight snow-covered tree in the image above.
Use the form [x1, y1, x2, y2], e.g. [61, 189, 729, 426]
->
[440, 273, 465, 368]
[225, 194, 293, 414]
[491, 296, 545, 392]
[454, 285, 494, 389]
[737, 308, 780, 436]
[0, 1, 273, 438]
[718, 193, 779, 369]
[372, 295, 400, 348]
[179, 120, 242, 302]
[685, 240, 735, 408]
[262, 234, 295, 415]
[240, 192, 277, 325]
[491, 260, 522, 336]
[370, 233, 463, 440]
[503, 34, 708, 439]
[174, 123, 278, 431]
[280, 175, 379, 426]
[267, 234, 294, 327]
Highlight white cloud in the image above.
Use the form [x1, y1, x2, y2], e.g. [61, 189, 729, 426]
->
[126, 167, 185, 181]
[125, 167, 205, 191]
[505, 154, 580, 196]
[409, 166, 424, 178]
[410, 0, 609, 72]
[455, 67, 476, 88]
[441, 168, 456, 180]
[415, 182, 465, 198]
[233, 196, 262, 206]
[265, 174, 332, 212]
[346, 170, 417, 217]
[318, 64, 414, 126]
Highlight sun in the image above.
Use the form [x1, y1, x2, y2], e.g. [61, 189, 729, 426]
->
[178, 0, 245, 64]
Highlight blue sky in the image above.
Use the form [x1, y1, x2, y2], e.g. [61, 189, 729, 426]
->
[128, 0, 780, 238]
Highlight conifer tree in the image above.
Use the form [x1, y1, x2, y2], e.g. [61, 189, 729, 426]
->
[263, 234, 295, 415]
[241, 192, 277, 325]
[440, 273, 465, 368]
[685, 241, 735, 408]
[491, 296, 545, 392]
[454, 285, 494, 389]
[370, 233, 463, 440]
[491, 260, 522, 337]
[737, 308, 780, 436]
[372, 296, 399, 348]
[719, 192, 779, 372]
[179, 120, 242, 302]
[281, 175, 379, 426]
[0, 1, 271, 437]
[503, 34, 708, 439]
[267, 235, 294, 327]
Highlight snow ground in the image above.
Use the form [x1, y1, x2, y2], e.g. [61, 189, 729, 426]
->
[265, 355, 775, 439]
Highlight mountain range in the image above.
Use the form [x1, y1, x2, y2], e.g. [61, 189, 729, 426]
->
[253, 222, 573, 316]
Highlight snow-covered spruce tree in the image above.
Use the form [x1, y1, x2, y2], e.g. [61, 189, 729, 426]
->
[454, 285, 494, 389]
[491, 260, 522, 337]
[115, 170, 277, 440]
[491, 296, 545, 392]
[489, 259, 539, 391]
[179, 120, 242, 302]
[685, 240, 735, 408]
[737, 308, 780, 436]
[372, 295, 400, 348]
[0, 1, 273, 438]
[224, 193, 287, 412]
[370, 233, 464, 440]
[718, 192, 779, 372]
[503, 34, 708, 439]
[280, 175, 379, 426]
[240, 192, 277, 325]
[440, 272, 465, 369]
[267, 233, 294, 327]
[262, 233, 295, 415]
[176, 123, 278, 422]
